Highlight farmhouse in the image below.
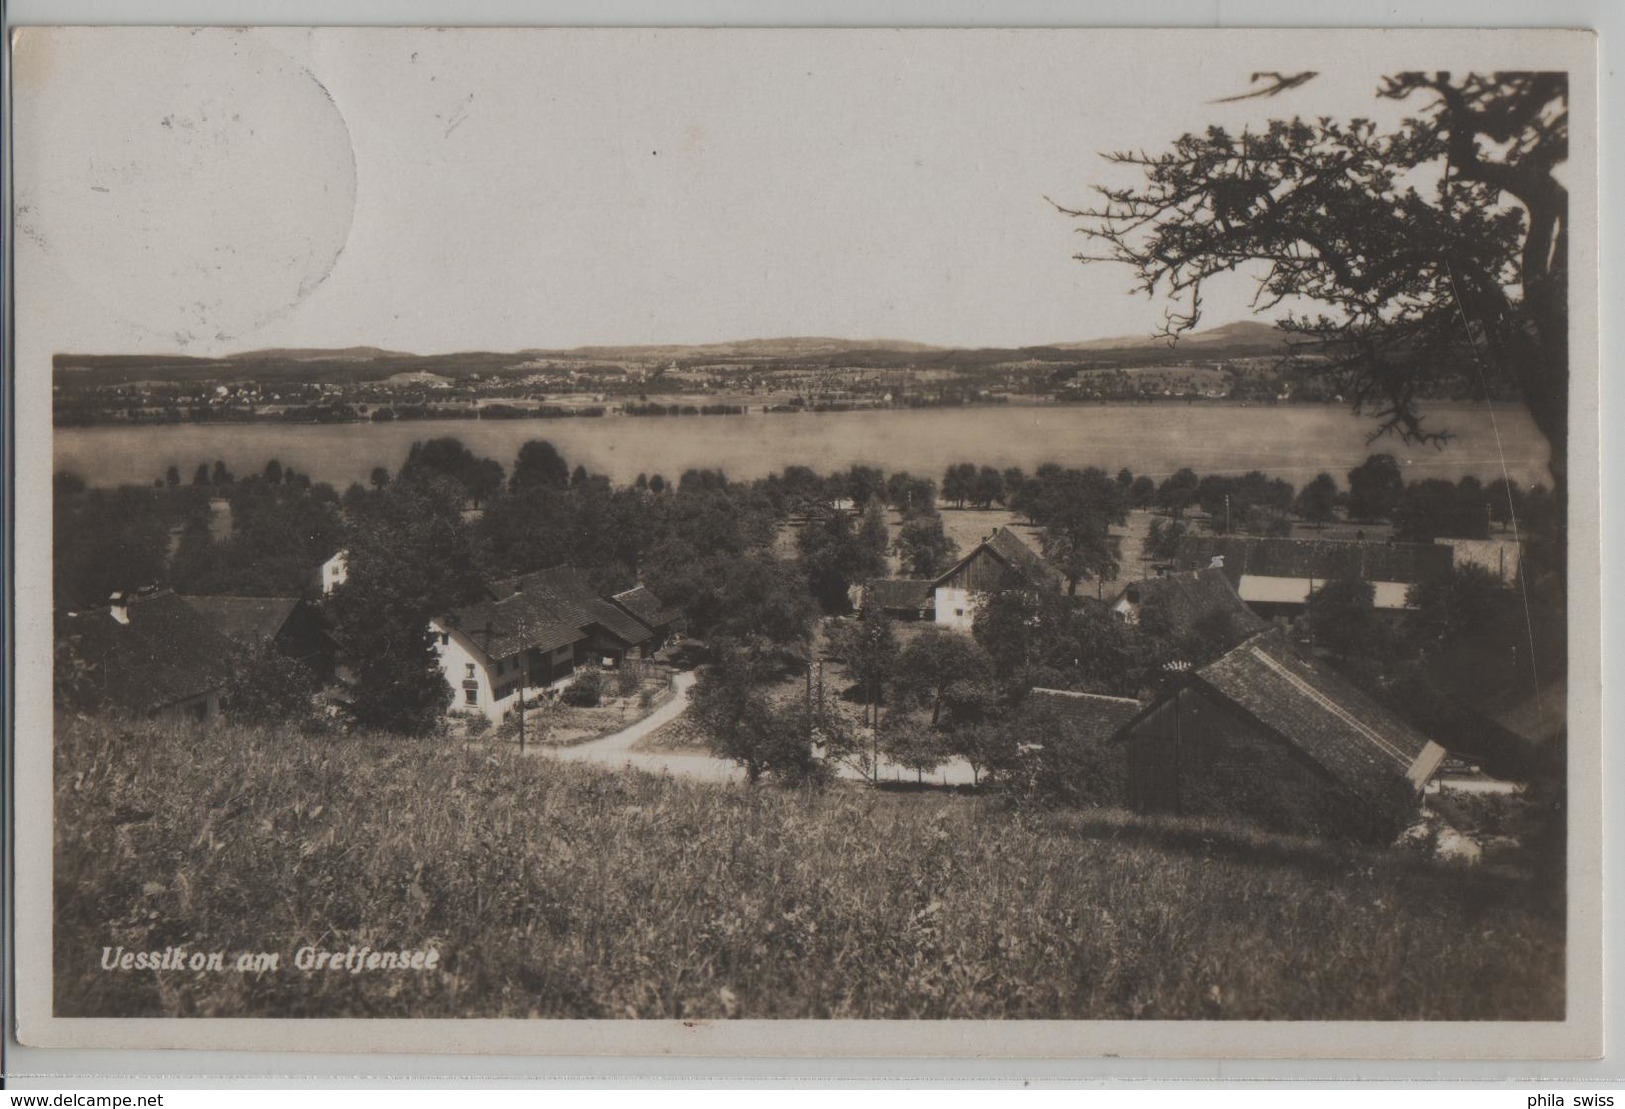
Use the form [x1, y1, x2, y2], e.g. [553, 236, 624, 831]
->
[432, 566, 668, 722]
[1112, 630, 1448, 840]
[1173, 535, 1452, 618]
[1109, 567, 1265, 648]
[179, 595, 333, 678]
[929, 527, 1056, 631]
[57, 589, 238, 723]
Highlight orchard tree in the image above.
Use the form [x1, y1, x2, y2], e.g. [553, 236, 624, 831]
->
[1307, 578, 1379, 659]
[1155, 468, 1200, 520]
[829, 605, 898, 726]
[1346, 453, 1406, 521]
[1294, 472, 1340, 529]
[329, 476, 482, 734]
[895, 510, 958, 577]
[1060, 72, 1570, 508]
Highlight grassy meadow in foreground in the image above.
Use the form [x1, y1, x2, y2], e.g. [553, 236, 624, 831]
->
[55, 714, 1563, 1020]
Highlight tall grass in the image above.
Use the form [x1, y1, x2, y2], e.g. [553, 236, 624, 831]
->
[55, 714, 1562, 1020]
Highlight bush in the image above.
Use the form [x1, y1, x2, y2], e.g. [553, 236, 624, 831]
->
[561, 668, 604, 707]
[615, 659, 646, 698]
[222, 648, 320, 726]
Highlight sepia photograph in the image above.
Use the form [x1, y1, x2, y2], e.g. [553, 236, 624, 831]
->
[9, 25, 1601, 1057]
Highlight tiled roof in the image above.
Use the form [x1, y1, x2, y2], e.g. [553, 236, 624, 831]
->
[178, 595, 301, 648]
[985, 527, 1053, 582]
[1114, 568, 1266, 642]
[1176, 535, 1452, 584]
[442, 592, 585, 660]
[1188, 632, 1446, 803]
[934, 527, 1057, 590]
[862, 578, 935, 612]
[59, 592, 237, 713]
[610, 585, 681, 630]
[450, 566, 654, 662]
[1030, 688, 1144, 742]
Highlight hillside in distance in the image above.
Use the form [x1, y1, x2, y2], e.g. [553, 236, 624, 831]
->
[53, 320, 1293, 387]
[1053, 320, 1287, 353]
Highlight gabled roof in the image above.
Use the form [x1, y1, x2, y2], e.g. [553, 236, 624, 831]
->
[448, 565, 654, 662]
[1175, 535, 1452, 585]
[1121, 631, 1447, 804]
[932, 527, 1055, 589]
[862, 578, 935, 612]
[1112, 568, 1266, 642]
[59, 591, 237, 712]
[179, 595, 301, 648]
[440, 592, 587, 661]
[610, 585, 682, 630]
[1029, 687, 1144, 742]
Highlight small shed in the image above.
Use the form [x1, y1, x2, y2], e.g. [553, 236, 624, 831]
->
[1113, 631, 1447, 840]
[609, 585, 684, 646]
[860, 578, 935, 621]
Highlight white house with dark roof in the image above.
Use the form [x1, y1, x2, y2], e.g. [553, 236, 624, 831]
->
[928, 527, 1055, 631]
[431, 566, 672, 721]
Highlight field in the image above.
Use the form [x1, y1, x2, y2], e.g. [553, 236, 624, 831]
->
[56, 715, 1564, 1020]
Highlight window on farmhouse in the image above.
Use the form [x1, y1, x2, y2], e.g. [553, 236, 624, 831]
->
[464, 688, 478, 706]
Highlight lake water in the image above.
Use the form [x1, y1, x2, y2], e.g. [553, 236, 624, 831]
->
[53, 403, 1552, 491]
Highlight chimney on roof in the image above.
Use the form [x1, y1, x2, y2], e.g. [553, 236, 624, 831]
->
[109, 592, 130, 625]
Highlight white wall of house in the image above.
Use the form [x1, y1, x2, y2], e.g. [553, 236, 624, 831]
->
[934, 586, 976, 631]
[429, 620, 581, 723]
[320, 551, 349, 595]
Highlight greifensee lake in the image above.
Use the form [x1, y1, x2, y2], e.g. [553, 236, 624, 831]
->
[54, 403, 1552, 490]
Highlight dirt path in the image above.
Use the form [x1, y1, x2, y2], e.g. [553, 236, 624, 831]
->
[534, 672, 745, 783]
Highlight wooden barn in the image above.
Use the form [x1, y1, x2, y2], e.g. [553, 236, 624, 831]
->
[1113, 631, 1448, 840]
[179, 594, 334, 679]
[928, 527, 1056, 631]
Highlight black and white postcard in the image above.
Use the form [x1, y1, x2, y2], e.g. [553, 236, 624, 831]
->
[10, 26, 1602, 1057]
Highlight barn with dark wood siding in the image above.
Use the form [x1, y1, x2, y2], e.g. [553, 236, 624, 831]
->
[1113, 630, 1447, 840]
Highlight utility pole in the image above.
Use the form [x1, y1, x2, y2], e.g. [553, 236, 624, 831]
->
[517, 653, 529, 753]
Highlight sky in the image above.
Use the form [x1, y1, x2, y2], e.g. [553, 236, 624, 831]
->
[9, 27, 1547, 356]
